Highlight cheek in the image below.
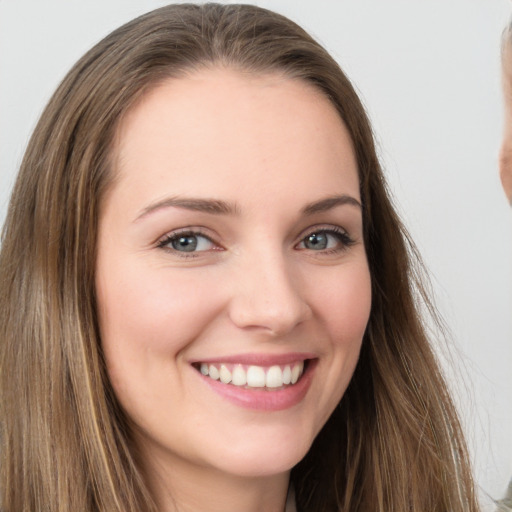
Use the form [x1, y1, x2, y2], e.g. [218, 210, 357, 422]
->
[302, 259, 371, 429]
[95, 263, 224, 385]
[313, 260, 372, 344]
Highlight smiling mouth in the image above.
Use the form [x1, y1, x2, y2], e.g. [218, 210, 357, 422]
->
[193, 360, 309, 390]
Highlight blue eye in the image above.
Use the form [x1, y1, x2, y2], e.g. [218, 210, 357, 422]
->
[297, 228, 353, 252]
[159, 232, 215, 253]
[303, 232, 331, 250]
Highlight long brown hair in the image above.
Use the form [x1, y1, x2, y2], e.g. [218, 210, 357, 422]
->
[0, 4, 479, 511]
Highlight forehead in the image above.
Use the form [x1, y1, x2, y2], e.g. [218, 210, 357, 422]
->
[109, 67, 359, 207]
[115, 67, 348, 145]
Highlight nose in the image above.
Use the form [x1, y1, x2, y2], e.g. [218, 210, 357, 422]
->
[228, 250, 312, 336]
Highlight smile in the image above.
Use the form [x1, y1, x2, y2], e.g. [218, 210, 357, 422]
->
[197, 361, 305, 389]
[192, 357, 316, 411]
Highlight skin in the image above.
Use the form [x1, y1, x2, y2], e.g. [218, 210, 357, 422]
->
[95, 68, 372, 512]
[500, 39, 512, 202]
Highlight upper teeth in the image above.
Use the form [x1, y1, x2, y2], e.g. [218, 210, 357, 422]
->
[199, 362, 305, 389]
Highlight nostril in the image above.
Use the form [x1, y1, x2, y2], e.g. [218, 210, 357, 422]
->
[228, 295, 312, 336]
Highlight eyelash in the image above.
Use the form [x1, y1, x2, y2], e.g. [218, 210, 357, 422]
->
[156, 228, 218, 258]
[156, 225, 355, 258]
[297, 226, 355, 254]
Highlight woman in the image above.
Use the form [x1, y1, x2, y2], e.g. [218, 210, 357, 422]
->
[0, 4, 479, 511]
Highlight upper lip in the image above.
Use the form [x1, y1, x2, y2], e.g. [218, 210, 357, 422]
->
[189, 352, 316, 366]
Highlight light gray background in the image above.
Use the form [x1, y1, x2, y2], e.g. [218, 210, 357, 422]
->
[1, 1, 511, 509]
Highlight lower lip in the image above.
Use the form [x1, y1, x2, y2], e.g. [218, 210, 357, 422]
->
[196, 360, 317, 411]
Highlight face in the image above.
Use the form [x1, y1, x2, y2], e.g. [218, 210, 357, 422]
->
[96, 68, 372, 484]
[500, 38, 512, 202]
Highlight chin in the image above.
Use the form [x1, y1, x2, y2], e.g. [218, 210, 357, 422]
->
[208, 428, 314, 478]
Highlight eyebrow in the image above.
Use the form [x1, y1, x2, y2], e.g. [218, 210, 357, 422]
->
[134, 193, 361, 222]
[134, 196, 240, 222]
[301, 195, 362, 215]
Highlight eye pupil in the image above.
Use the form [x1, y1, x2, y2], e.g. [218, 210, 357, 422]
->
[305, 233, 328, 250]
[172, 235, 198, 252]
